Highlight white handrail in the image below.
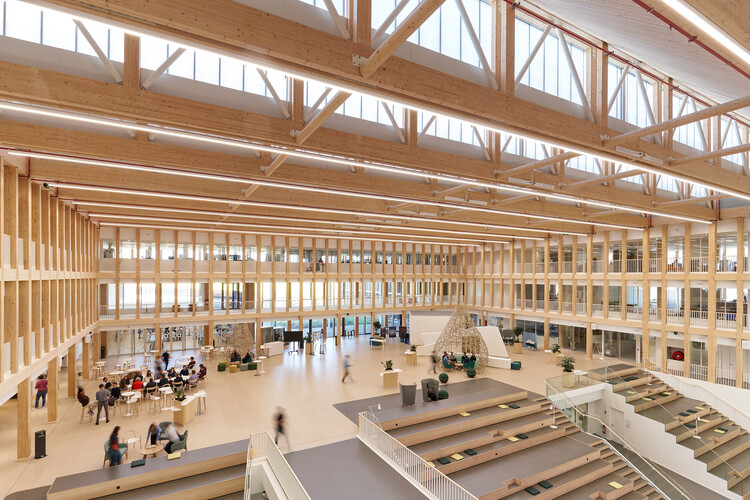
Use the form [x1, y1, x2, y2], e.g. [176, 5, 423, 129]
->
[244, 432, 310, 500]
[358, 411, 477, 500]
[546, 380, 694, 500]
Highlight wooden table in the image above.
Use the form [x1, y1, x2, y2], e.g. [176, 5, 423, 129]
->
[139, 444, 164, 459]
[380, 369, 402, 389]
[405, 351, 417, 366]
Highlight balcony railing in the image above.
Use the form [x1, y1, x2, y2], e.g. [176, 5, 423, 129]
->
[608, 304, 621, 315]
[666, 308, 682, 325]
[689, 256, 709, 273]
[717, 256, 737, 272]
[690, 364, 708, 381]
[561, 261, 573, 274]
[535, 263, 544, 274]
[591, 260, 603, 273]
[548, 299, 558, 311]
[561, 301, 572, 313]
[513, 263, 522, 273]
[666, 259, 683, 272]
[649, 307, 660, 322]
[524, 263, 533, 274]
[524, 299, 533, 309]
[549, 262, 558, 273]
[646, 258, 660, 272]
[716, 368, 736, 387]
[625, 305, 642, 320]
[100, 258, 116, 272]
[608, 260, 621, 273]
[99, 305, 116, 318]
[536, 299, 545, 310]
[575, 260, 586, 273]
[576, 302, 587, 314]
[689, 309, 708, 327]
[626, 259, 642, 273]
[716, 311, 737, 330]
[592, 303, 603, 316]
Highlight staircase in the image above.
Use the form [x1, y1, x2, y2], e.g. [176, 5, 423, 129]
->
[381, 387, 664, 499]
[608, 367, 750, 498]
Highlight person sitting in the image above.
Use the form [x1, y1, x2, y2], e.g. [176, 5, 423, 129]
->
[427, 387, 438, 401]
[179, 366, 190, 377]
[133, 372, 143, 382]
[144, 377, 157, 392]
[145, 370, 153, 379]
[146, 422, 161, 447]
[187, 357, 196, 369]
[163, 422, 181, 453]
[469, 353, 477, 362]
[78, 387, 94, 415]
[104, 381, 112, 391]
[230, 350, 241, 363]
[131, 378, 143, 391]
[167, 367, 177, 378]
[449, 352, 457, 366]
[198, 364, 207, 379]
[172, 374, 184, 387]
[188, 370, 199, 385]
[241, 352, 253, 364]
[110, 384, 121, 400]
[158, 374, 170, 388]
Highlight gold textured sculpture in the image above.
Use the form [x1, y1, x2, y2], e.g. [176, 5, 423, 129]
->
[228, 323, 257, 360]
[433, 306, 488, 373]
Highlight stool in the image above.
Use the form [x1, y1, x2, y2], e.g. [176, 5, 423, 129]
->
[80, 403, 94, 423]
[218, 362, 227, 372]
[195, 391, 207, 414]
[255, 356, 266, 376]
[229, 364, 238, 373]
[149, 394, 160, 415]
[511, 361, 521, 370]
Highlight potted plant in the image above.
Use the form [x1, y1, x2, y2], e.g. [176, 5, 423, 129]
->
[550, 343, 562, 364]
[513, 326, 524, 354]
[303, 333, 313, 355]
[381, 360, 393, 371]
[372, 320, 382, 336]
[173, 386, 187, 403]
[561, 356, 576, 388]
[410, 344, 417, 352]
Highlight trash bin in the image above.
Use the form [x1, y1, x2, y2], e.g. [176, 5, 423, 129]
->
[100, 346, 106, 359]
[35, 430, 46, 459]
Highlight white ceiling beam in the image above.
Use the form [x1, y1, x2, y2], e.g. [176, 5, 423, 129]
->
[380, 101, 407, 144]
[141, 48, 186, 89]
[371, 0, 411, 48]
[471, 126, 492, 161]
[607, 64, 630, 114]
[515, 25, 552, 88]
[417, 114, 437, 144]
[304, 87, 333, 122]
[322, 0, 351, 39]
[454, 0, 498, 90]
[73, 20, 123, 84]
[556, 29, 594, 123]
[256, 69, 291, 119]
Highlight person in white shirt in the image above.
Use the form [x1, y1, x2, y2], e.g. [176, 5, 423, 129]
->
[163, 422, 180, 453]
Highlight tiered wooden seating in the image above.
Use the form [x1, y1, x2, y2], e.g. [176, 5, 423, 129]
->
[387, 386, 664, 500]
[589, 364, 639, 382]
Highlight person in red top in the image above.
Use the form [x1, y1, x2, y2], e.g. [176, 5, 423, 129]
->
[132, 378, 143, 391]
[34, 374, 48, 410]
[108, 426, 122, 466]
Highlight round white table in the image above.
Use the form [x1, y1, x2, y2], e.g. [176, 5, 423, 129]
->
[158, 386, 173, 409]
[255, 356, 267, 376]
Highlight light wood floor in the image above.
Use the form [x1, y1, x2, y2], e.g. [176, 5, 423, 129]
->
[0, 338, 616, 497]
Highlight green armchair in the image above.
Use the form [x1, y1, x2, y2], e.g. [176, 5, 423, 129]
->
[158, 423, 188, 452]
[103, 440, 128, 467]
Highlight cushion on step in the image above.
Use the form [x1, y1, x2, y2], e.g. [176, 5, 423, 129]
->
[464, 449, 477, 456]
[516, 434, 529, 439]
[686, 409, 698, 413]
[538, 480, 553, 489]
[678, 412, 690, 417]
[509, 404, 521, 409]
[511, 361, 521, 370]
[717, 427, 729, 432]
[684, 423, 695, 428]
[436, 457, 451, 465]
[524, 486, 540, 495]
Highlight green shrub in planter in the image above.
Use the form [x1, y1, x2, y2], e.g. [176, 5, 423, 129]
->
[438, 389, 449, 400]
[466, 368, 476, 378]
[438, 373, 449, 384]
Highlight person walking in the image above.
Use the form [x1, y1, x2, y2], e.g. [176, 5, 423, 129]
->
[33, 374, 48, 410]
[161, 350, 171, 369]
[95, 383, 110, 425]
[108, 426, 122, 466]
[274, 407, 291, 451]
[429, 352, 439, 374]
[342, 355, 354, 383]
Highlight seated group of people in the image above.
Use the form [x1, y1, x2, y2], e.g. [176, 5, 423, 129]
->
[76, 357, 208, 413]
[441, 351, 477, 370]
[229, 350, 254, 364]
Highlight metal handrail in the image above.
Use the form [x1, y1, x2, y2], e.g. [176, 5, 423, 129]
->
[545, 379, 694, 499]
[357, 411, 477, 500]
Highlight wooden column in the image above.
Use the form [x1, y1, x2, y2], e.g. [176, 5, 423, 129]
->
[82, 338, 90, 380]
[708, 222, 717, 383]
[660, 225, 669, 371]
[737, 217, 745, 388]
[17, 377, 31, 459]
[683, 223, 692, 375]
[67, 344, 76, 398]
[492, 0, 514, 94]
[641, 228, 650, 365]
[47, 356, 59, 422]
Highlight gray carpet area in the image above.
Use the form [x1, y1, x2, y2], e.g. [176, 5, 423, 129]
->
[285, 438, 425, 500]
[333, 377, 534, 424]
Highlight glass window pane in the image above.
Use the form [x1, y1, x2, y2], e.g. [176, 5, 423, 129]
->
[168, 46, 194, 79]
[41, 9, 76, 51]
[140, 36, 169, 71]
[195, 49, 220, 85]
[220, 57, 244, 90]
[6, 1, 42, 43]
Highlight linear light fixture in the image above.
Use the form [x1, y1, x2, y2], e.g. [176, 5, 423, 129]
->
[88, 213, 516, 243]
[96, 222, 483, 247]
[660, 0, 750, 66]
[43, 182, 591, 236]
[85, 208, 533, 241]
[4, 109, 708, 225]
[72, 201, 546, 240]
[17, 149, 648, 230]
[14, 1, 741, 213]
